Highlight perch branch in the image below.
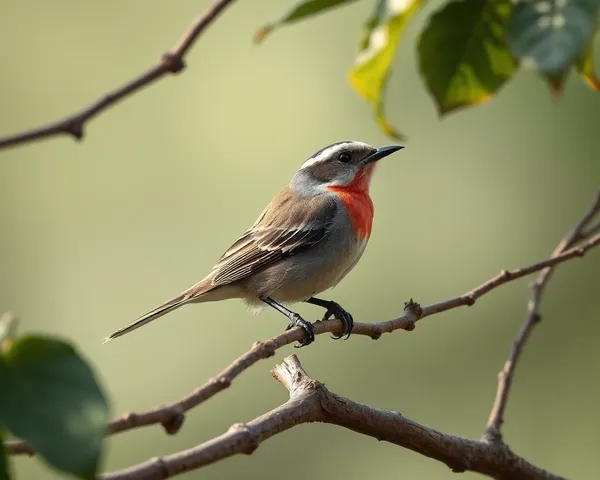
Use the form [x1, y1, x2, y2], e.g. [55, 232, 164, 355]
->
[484, 191, 600, 441]
[100, 355, 564, 480]
[0, 0, 237, 150]
[6, 229, 600, 457]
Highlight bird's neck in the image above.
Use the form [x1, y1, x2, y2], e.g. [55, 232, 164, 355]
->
[327, 165, 375, 241]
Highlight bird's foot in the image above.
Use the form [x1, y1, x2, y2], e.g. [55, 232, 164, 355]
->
[322, 301, 354, 340]
[285, 313, 315, 347]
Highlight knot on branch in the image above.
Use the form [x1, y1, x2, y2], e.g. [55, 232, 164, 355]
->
[161, 52, 186, 73]
[481, 426, 503, 445]
[369, 326, 383, 340]
[403, 298, 422, 330]
[499, 269, 514, 281]
[161, 405, 186, 435]
[211, 375, 232, 389]
[114, 411, 139, 432]
[531, 312, 542, 325]
[251, 339, 277, 359]
[464, 295, 475, 306]
[64, 120, 84, 140]
[149, 456, 170, 478]
[227, 423, 260, 454]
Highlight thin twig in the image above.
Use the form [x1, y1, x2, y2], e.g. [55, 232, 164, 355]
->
[6, 232, 600, 457]
[0, 0, 237, 151]
[484, 191, 600, 442]
[100, 355, 564, 480]
[581, 221, 600, 240]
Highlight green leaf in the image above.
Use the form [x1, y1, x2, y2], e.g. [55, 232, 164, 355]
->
[0, 336, 108, 479]
[418, 0, 517, 116]
[255, 0, 360, 43]
[576, 35, 600, 90]
[349, 0, 425, 139]
[508, 0, 600, 75]
[0, 430, 10, 480]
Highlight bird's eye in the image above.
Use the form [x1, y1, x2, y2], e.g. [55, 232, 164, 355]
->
[338, 152, 351, 163]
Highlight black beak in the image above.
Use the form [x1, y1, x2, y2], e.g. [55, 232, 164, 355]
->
[364, 145, 404, 164]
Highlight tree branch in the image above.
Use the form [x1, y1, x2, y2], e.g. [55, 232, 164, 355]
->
[484, 191, 600, 441]
[0, 0, 237, 151]
[100, 355, 564, 480]
[6, 229, 600, 457]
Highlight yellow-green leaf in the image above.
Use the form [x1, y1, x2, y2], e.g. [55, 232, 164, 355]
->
[418, 0, 517, 116]
[0, 313, 18, 354]
[576, 36, 600, 91]
[349, 0, 425, 140]
[255, 0, 360, 43]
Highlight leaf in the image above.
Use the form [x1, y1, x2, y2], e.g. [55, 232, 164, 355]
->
[508, 0, 600, 75]
[255, 0, 360, 43]
[0, 313, 19, 353]
[418, 0, 517, 116]
[0, 336, 108, 479]
[576, 35, 600, 90]
[349, 0, 425, 139]
[0, 431, 10, 480]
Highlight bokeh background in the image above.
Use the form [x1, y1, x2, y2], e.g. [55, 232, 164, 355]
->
[1, 1, 599, 479]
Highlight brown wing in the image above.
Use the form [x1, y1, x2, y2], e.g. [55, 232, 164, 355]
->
[209, 188, 337, 287]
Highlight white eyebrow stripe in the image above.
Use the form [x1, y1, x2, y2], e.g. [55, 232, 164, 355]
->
[301, 143, 350, 169]
[300, 141, 376, 169]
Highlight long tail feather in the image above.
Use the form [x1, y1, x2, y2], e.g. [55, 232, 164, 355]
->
[103, 285, 206, 342]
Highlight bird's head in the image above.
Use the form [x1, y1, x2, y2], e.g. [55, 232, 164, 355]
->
[290, 141, 404, 195]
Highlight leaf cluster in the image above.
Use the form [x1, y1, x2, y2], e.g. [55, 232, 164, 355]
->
[257, 0, 600, 137]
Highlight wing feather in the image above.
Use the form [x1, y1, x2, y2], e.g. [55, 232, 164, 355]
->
[209, 189, 337, 287]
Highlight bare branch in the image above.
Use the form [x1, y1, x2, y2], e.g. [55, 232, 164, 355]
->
[484, 191, 600, 441]
[6, 231, 600, 457]
[0, 0, 237, 151]
[100, 355, 564, 480]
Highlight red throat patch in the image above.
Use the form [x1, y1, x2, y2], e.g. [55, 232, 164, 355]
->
[327, 164, 375, 240]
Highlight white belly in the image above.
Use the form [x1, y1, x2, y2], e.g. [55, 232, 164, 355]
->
[272, 237, 369, 303]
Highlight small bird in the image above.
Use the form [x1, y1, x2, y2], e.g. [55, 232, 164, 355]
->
[104, 141, 403, 346]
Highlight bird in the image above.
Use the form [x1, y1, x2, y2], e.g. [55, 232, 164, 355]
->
[104, 141, 404, 347]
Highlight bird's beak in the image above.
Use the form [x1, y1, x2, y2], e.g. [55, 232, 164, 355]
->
[363, 145, 404, 164]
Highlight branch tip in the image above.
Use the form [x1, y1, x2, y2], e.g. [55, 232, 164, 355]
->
[483, 192, 600, 441]
[0, 0, 236, 151]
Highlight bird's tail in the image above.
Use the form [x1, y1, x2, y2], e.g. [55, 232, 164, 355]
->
[103, 281, 211, 343]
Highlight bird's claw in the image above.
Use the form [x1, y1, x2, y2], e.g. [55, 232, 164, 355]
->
[322, 301, 354, 340]
[285, 313, 316, 347]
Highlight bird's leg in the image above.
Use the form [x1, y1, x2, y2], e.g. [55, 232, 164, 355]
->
[260, 296, 315, 347]
[305, 296, 354, 340]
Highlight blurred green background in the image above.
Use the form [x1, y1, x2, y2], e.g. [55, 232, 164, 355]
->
[1, 1, 599, 479]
